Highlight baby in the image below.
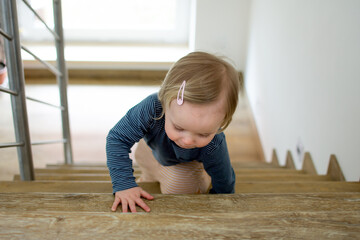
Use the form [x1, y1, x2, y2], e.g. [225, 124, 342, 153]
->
[106, 51, 240, 212]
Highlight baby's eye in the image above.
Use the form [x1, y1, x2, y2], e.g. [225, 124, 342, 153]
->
[199, 134, 210, 138]
[174, 126, 183, 131]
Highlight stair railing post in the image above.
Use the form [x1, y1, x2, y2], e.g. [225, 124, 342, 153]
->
[53, 0, 73, 164]
[0, 0, 34, 180]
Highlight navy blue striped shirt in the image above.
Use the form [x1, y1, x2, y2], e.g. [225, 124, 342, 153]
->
[106, 93, 235, 194]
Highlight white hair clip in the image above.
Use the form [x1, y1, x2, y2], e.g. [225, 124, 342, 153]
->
[177, 80, 186, 105]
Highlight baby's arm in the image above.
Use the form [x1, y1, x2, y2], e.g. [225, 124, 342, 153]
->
[111, 187, 154, 212]
[107, 94, 159, 212]
[202, 133, 235, 194]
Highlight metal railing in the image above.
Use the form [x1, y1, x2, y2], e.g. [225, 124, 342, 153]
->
[0, 0, 73, 180]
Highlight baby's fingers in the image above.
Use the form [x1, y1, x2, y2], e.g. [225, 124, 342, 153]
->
[140, 189, 154, 200]
[121, 199, 129, 213]
[111, 197, 121, 212]
[128, 200, 137, 213]
[135, 198, 151, 212]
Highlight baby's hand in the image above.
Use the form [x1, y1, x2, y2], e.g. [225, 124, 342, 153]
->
[111, 187, 154, 213]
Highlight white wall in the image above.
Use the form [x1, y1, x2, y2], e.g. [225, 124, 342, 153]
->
[192, 0, 251, 71]
[245, 0, 360, 181]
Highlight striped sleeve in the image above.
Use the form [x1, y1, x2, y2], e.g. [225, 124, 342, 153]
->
[106, 94, 158, 193]
[201, 133, 235, 194]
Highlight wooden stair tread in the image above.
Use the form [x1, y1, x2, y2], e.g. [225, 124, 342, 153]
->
[13, 174, 133, 181]
[47, 161, 278, 169]
[35, 168, 113, 174]
[34, 168, 304, 175]
[0, 192, 359, 213]
[0, 210, 358, 239]
[1, 181, 359, 194]
[235, 181, 360, 193]
[14, 173, 332, 182]
[237, 174, 332, 181]
[0, 181, 161, 194]
[2, 157, 359, 238]
[46, 164, 108, 168]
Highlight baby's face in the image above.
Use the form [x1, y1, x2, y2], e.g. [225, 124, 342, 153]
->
[164, 98, 226, 149]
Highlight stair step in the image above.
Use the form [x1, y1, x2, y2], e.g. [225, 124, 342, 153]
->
[35, 168, 136, 175]
[15, 173, 332, 182]
[0, 192, 359, 213]
[235, 181, 360, 193]
[2, 181, 359, 194]
[34, 168, 304, 175]
[0, 210, 358, 239]
[46, 164, 108, 168]
[47, 161, 278, 169]
[237, 174, 332, 181]
[0, 181, 161, 194]
[13, 173, 137, 181]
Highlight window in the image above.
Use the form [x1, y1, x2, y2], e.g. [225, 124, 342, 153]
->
[18, 0, 191, 45]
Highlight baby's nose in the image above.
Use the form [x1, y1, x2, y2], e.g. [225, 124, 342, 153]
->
[182, 136, 195, 145]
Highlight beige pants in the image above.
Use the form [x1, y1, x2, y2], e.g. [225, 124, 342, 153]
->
[132, 140, 211, 194]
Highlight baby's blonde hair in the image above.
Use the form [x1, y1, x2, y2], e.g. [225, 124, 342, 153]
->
[158, 51, 240, 132]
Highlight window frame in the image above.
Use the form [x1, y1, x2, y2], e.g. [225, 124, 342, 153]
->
[18, 0, 191, 45]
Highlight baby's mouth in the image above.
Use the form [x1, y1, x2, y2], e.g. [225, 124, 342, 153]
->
[176, 142, 195, 149]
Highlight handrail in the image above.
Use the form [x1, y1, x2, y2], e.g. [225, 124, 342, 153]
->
[53, 0, 73, 164]
[0, 0, 74, 180]
[0, 86, 18, 95]
[0, 139, 68, 148]
[21, 45, 62, 77]
[0, 142, 25, 148]
[21, 0, 60, 40]
[32, 139, 67, 146]
[1, 0, 34, 180]
[0, 28, 13, 40]
[26, 96, 64, 110]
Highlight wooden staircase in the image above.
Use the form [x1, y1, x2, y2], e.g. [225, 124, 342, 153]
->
[0, 153, 359, 239]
